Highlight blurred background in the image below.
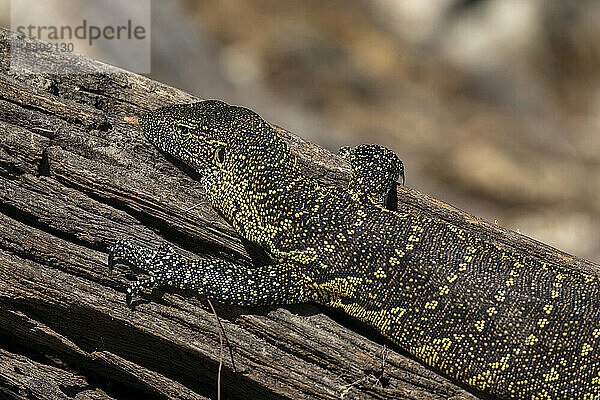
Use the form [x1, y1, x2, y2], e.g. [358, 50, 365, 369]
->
[2, 0, 599, 262]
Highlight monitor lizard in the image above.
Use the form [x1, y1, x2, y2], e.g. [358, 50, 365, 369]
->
[109, 100, 600, 399]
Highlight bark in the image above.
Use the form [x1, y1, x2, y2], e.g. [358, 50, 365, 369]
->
[0, 28, 596, 400]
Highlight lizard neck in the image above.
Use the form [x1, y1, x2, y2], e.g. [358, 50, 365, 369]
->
[209, 142, 304, 246]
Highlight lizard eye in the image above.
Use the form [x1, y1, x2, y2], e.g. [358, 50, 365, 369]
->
[176, 123, 194, 136]
[214, 146, 226, 166]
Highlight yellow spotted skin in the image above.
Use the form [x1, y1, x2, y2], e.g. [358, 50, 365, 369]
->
[110, 100, 600, 399]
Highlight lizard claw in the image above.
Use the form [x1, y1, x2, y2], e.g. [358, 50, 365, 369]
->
[108, 239, 130, 276]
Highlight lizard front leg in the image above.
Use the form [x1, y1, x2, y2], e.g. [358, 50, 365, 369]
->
[339, 144, 404, 207]
[109, 239, 312, 306]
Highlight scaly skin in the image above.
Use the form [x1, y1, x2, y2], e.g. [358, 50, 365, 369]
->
[110, 100, 600, 399]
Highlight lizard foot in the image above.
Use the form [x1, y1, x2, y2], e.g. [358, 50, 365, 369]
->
[109, 240, 179, 306]
[339, 144, 404, 207]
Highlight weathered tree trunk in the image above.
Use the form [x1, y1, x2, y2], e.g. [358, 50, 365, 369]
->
[0, 28, 596, 400]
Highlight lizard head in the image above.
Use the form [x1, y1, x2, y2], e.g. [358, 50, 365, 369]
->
[137, 100, 275, 187]
[136, 100, 294, 222]
[138, 100, 266, 169]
